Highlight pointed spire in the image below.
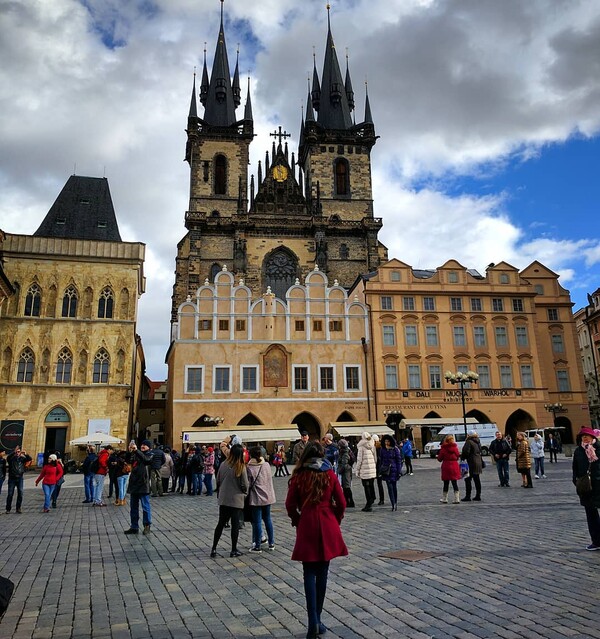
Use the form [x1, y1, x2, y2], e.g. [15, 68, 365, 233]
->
[305, 85, 315, 123]
[188, 70, 198, 118]
[232, 46, 241, 108]
[244, 76, 253, 121]
[200, 44, 209, 105]
[364, 81, 373, 124]
[258, 160, 262, 185]
[311, 51, 321, 112]
[345, 48, 354, 112]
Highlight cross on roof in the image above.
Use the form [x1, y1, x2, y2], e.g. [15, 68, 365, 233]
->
[269, 126, 291, 148]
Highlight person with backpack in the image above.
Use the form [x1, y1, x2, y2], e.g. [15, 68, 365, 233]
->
[337, 439, 355, 507]
[189, 446, 205, 496]
[81, 445, 97, 503]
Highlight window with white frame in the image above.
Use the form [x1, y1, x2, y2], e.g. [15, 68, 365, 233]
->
[512, 298, 524, 312]
[520, 364, 534, 388]
[457, 365, 474, 388]
[470, 298, 482, 312]
[293, 365, 310, 391]
[473, 325, 486, 347]
[385, 365, 398, 389]
[425, 325, 439, 346]
[344, 365, 361, 391]
[381, 296, 393, 311]
[213, 366, 231, 392]
[241, 365, 258, 392]
[551, 334, 564, 352]
[500, 365, 513, 388]
[547, 308, 559, 321]
[477, 365, 490, 388]
[382, 325, 396, 346]
[423, 296, 435, 311]
[429, 365, 442, 389]
[453, 326, 466, 347]
[450, 297, 462, 311]
[556, 369, 570, 392]
[408, 364, 421, 389]
[495, 326, 508, 347]
[492, 298, 504, 312]
[185, 366, 204, 393]
[516, 326, 529, 347]
[448, 271, 459, 283]
[403, 296, 415, 311]
[405, 325, 418, 346]
[319, 365, 335, 391]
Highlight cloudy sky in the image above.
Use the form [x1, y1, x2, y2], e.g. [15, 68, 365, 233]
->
[2, 0, 600, 380]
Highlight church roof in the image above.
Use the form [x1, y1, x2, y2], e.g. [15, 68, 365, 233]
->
[33, 175, 122, 242]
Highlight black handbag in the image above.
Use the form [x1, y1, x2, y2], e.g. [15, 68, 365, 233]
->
[576, 464, 592, 497]
[379, 462, 391, 476]
[0, 575, 15, 617]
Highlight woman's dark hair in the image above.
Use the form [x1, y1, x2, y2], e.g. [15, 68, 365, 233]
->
[381, 434, 396, 447]
[296, 441, 324, 468]
[227, 444, 246, 477]
[292, 441, 329, 504]
[249, 445, 262, 461]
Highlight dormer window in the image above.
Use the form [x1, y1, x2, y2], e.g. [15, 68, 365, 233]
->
[79, 198, 90, 205]
[97, 221, 107, 228]
[56, 218, 66, 225]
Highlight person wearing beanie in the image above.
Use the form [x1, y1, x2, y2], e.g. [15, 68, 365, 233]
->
[124, 439, 154, 535]
[356, 432, 377, 511]
[573, 427, 600, 550]
[35, 454, 64, 513]
[461, 431, 484, 501]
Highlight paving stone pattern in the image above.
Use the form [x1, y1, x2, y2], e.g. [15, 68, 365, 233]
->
[1, 457, 599, 639]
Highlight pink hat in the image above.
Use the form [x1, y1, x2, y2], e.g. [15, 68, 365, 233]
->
[579, 427, 598, 438]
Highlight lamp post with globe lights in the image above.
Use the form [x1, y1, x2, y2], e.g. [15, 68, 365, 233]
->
[445, 370, 479, 437]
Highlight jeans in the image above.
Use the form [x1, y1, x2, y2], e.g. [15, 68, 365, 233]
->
[6, 476, 24, 511]
[51, 480, 63, 505]
[303, 561, 329, 633]
[534, 457, 545, 476]
[584, 505, 600, 546]
[192, 472, 203, 495]
[117, 475, 129, 500]
[130, 493, 151, 530]
[84, 473, 94, 501]
[251, 505, 274, 548]
[42, 483, 55, 510]
[496, 458, 510, 486]
[385, 479, 398, 507]
[203, 473, 214, 496]
[93, 474, 106, 504]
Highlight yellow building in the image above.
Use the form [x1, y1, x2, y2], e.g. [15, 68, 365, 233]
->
[352, 258, 588, 448]
[0, 176, 145, 459]
[166, 266, 372, 448]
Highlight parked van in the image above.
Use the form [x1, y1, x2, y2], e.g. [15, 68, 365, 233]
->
[424, 423, 499, 458]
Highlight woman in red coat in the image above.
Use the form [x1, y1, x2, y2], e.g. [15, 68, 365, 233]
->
[285, 441, 348, 639]
[436, 435, 462, 504]
[35, 454, 64, 513]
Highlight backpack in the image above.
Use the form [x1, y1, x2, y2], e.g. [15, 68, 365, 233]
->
[347, 449, 356, 466]
[89, 457, 100, 474]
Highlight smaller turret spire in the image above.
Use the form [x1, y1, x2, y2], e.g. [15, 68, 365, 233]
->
[364, 80, 373, 124]
[200, 44, 209, 105]
[232, 46, 241, 108]
[188, 69, 198, 118]
[345, 49, 354, 111]
[244, 76, 253, 121]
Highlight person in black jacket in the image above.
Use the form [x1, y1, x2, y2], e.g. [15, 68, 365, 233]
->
[0, 451, 7, 495]
[489, 431, 512, 487]
[150, 445, 166, 497]
[5, 446, 32, 514]
[80, 446, 97, 503]
[572, 427, 600, 551]
[124, 440, 154, 535]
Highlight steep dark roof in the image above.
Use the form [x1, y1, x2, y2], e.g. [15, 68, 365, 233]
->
[34, 175, 122, 242]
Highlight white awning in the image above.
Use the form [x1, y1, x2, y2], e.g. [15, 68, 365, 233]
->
[400, 418, 479, 427]
[182, 428, 301, 444]
[329, 422, 393, 438]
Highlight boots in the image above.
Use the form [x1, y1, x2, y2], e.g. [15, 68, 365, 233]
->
[115, 499, 121, 506]
[439, 491, 448, 503]
[453, 490, 460, 504]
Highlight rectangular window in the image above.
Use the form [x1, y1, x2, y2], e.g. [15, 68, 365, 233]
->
[213, 366, 231, 393]
[477, 365, 490, 388]
[218, 319, 229, 331]
[429, 365, 442, 389]
[457, 365, 474, 388]
[425, 325, 438, 347]
[403, 296, 415, 311]
[344, 365, 361, 391]
[520, 365, 534, 388]
[200, 319, 212, 331]
[516, 326, 529, 347]
[56, 361, 72, 384]
[547, 308, 559, 321]
[492, 298, 504, 312]
[495, 326, 508, 347]
[385, 365, 398, 389]
[473, 326, 486, 347]
[500, 365, 513, 388]
[235, 319, 246, 332]
[453, 326, 466, 347]
[295, 320, 305, 331]
[450, 297, 462, 312]
[313, 320, 323, 331]
[408, 364, 421, 389]
[448, 271, 459, 283]
[329, 320, 343, 332]
[423, 296, 435, 311]
[551, 334, 564, 352]
[470, 298, 482, 312]
[557, 370, 570, 392]
[405, 325, 418, 346]
[293, 366, 309, 391]
[241, 366, 258, 392]
[319, 366, 335, 391]
[512, 298, 524, 312]
[381, 296, 393, 311]
[185, 366, 203, 393]
[382, 325, 396, 347]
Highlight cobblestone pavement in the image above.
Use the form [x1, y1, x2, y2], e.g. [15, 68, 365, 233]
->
[1, 456, 599, 639]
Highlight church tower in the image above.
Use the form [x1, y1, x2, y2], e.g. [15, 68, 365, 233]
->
[171, 2, 386, 322]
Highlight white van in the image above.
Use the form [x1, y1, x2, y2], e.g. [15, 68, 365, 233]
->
[424, 423, 499, 458]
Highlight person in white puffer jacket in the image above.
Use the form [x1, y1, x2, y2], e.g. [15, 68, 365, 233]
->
[356, 432, 378, 512]
[531, 434, 546, 479]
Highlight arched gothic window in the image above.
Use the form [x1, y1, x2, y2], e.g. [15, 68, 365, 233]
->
[92, 348, 110, 384]
[56, 348, 73, 384]
[98, 287, 114, 319]
[17, 348, 35, 383]
[210, 263, 221, 282]
[264, 249, 298, 300]
[334, 159, 349, 196]
[215, 154, 227, 195]
[61, 285, 78, 318]
[24, 284, 41, 317]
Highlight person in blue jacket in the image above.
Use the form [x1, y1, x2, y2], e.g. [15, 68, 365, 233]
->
[402, 438, 414, 475]
[378, 435, 403, 511]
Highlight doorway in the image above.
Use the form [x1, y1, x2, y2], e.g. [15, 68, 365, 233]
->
[45, 427, 67, 456]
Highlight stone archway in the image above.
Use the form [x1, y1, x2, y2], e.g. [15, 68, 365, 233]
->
[336, 411, 355, 422]
[238, 413, 263, 426]
[292, 412, 321, 439]
[466, 408, 492, 423]
[505, 409, 536, 446]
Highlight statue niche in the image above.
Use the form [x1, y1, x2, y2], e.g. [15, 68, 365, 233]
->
[263, 249, 297, 300]
[263, 345, 288, 388]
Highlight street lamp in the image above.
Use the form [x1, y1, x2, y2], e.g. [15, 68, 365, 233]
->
[203, 416, 224, 424]
[445, 370, 479, 437]
[544, 402, 563, 427]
